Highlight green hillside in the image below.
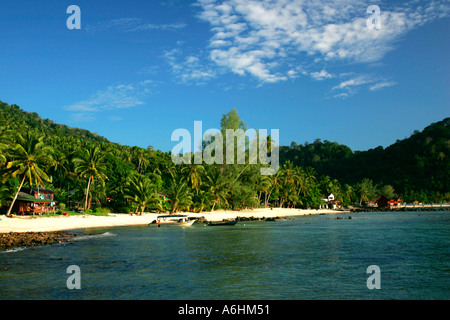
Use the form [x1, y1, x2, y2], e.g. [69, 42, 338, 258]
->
[1, 100, 448, 216]
[280, 118, 450, 202]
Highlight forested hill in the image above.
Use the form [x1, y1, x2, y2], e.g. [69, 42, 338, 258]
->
[280, 117, 450, 200]
[1, 100, 448, 211]
[0, 101, 110, 144]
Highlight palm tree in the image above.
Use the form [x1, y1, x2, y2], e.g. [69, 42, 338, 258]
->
[278, 161, 299, 208]
[343, 184, 355, 205]
[0, 183, 11, 207]
[193, 189, 213, 213]
[87, 180, 107, 210]
[2, 132, 54, 216]
[72, 146, 108, 211]
[358, 184, 369, 206]
[165, 179, 192, 214]
[204, 167, 229, 211]
[0, 148, 6, 167]
[51, 149, 68, 188]
[181, 163, 206, 192]
[260, 175, 273, 207]
[356, 178, 376, 206]
[124, 174, 160, 215]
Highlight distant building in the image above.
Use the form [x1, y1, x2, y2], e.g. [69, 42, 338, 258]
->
[375, 196, 389, 208]
[375, 196, 402, 208]
[13, 188, 57, 215]
[387, 197, 402, 207]
[320, 193, 339, 209]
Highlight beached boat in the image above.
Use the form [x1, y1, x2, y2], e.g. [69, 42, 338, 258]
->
[150, 215, 197, 227]
[207, 218, 239, 226]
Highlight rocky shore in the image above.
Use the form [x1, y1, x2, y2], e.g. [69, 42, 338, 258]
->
[0, 231, 77, 249]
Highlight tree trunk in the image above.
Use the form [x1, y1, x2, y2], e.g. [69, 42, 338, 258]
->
[234, 163, 250, 183]
[211, 201, 216, 211]
[6, 174, 27, 216]
[170, 200, 178, 214]
[84, 176, 92, 211]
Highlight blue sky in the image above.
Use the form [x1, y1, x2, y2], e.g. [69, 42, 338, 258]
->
[0, 0, 448, 152]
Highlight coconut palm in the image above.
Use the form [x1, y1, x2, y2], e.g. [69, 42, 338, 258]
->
[181, 163, 206, 192]
[2, 132, 54, 216]
[0, 183, 11, 207]
[165, 178, 192, 214]
[278, 161, 299, 207]
[192, 189, 213, 213]
[72, 146, 108, 211]
[51, 149, 69, 188]
[343, 184, 355, 205]
[260, 175, 274, 207]
[124, 174, 160, 215]
[0, 147, 6, 167]
[204, 167, 230, 211]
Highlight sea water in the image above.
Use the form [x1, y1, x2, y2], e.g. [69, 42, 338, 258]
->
[0, 211, 449, 300]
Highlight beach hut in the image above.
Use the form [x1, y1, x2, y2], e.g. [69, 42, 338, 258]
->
[13, 188, 57, 215]
[375, 196, 389, 208]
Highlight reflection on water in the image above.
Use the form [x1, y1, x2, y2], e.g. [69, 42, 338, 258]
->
[0, 211, 449, 299]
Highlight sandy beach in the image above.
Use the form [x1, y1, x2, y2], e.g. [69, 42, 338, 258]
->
[0, 208, 342, 233]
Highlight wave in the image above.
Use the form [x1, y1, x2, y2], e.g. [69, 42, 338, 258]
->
[1, 247, 27, 254]
[74, 232, 117, 241]
[1, 232, 117, 253]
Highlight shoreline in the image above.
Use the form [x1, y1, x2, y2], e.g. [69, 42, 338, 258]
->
[0, 208, 342, 233]
[1, 208, 448, 250]
[2, 206, 447, 234]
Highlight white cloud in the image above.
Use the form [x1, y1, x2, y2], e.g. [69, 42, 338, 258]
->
[64, 81, 155, 121]
[65, 84, 145, 112]
[310, 69, 334, 81]
[85, 18, 186, 34]
[69, 113, 96, 123]
[369, 81, 398, 91]
[196, 0, 449, 83]
[163, 48, 217, 84]
[330, 74, 398, 98]
[332, 92, 350, 99]
[332, 76, 374, 91]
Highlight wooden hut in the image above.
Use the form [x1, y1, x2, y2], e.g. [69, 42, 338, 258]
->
[13, 188, 57, 215]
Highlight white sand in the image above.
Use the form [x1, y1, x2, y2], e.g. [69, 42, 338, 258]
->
[0, 208, 342, 233]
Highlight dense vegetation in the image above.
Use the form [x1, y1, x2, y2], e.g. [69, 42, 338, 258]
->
[0, 101, 448, 215]
[280, 117, 450, 203]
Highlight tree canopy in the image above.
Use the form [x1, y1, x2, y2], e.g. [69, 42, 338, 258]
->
[0, 100, 448, 216]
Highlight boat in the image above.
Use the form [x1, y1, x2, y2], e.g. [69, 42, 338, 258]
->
[178, 219, 196, 226]
[150, 214, 197, 227]
[207, 218, 239, 226]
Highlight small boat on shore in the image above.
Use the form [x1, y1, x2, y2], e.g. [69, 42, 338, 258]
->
[207, 218, 239, 226]
[150, 215, 197, 227]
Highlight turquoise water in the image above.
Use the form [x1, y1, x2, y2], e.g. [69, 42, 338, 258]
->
[1, 211, 449, 300]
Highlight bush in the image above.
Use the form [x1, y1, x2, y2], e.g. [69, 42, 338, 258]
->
[95, 207, 111, 214]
